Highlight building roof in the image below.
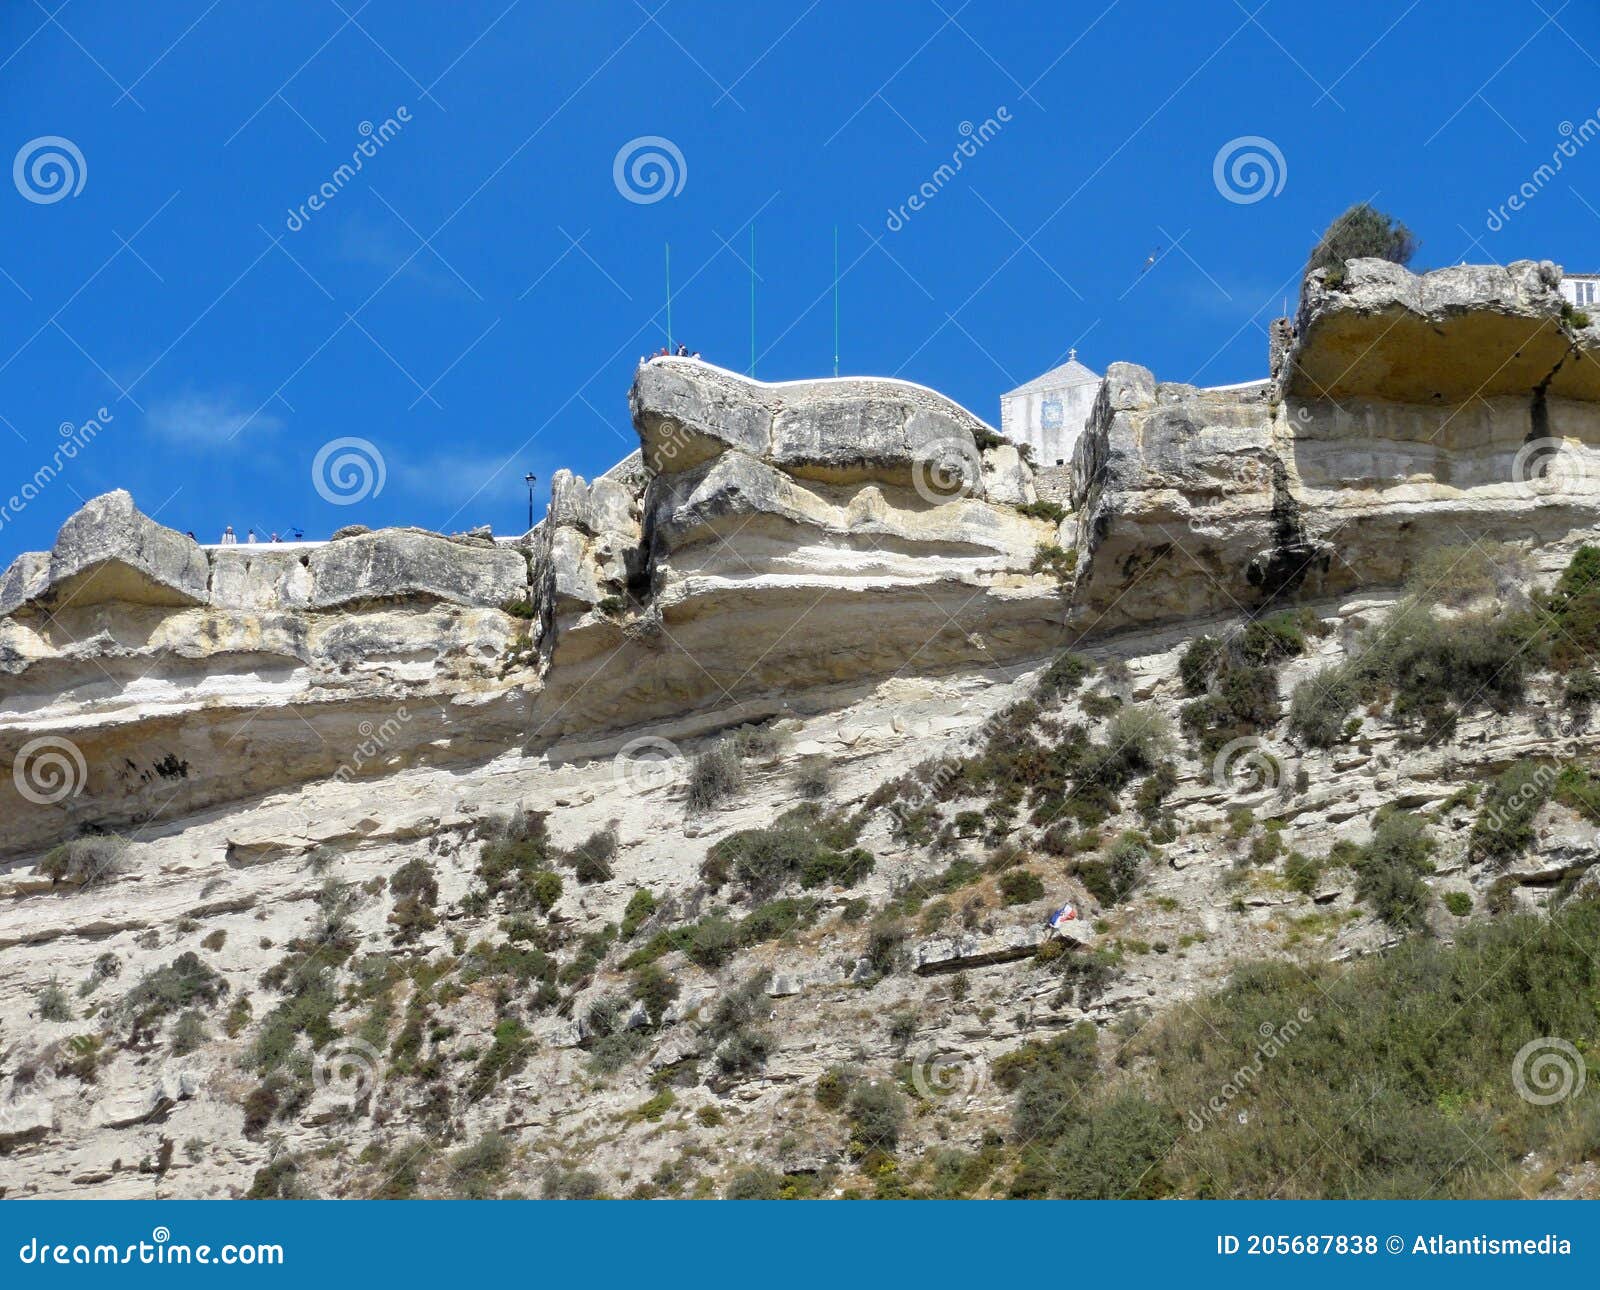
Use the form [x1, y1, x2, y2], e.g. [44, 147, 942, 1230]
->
[1002, 349, 1101, 398]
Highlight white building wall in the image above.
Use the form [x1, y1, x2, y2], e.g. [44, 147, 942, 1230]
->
[1563, 278, 1600, 307]
[1001, 380, 1099, 467]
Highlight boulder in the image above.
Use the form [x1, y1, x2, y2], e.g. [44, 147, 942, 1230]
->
[630, 359, 774, 474]
[8, 490, 210, 615]
[307, 530, 527, 609]
[1286, 258, 1598, 403]
[0, 1096, 53, 1147]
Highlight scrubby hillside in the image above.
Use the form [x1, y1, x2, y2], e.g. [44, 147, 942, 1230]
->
[3, 258, 1600, 1200]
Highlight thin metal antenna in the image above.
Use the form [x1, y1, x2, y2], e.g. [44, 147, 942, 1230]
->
[749, 224, 757, 377]
[832, 225, 840, 376]
[665, 242, 673, 350]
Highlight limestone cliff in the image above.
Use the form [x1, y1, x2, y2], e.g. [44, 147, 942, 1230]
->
[4, 265, 1600, 1201]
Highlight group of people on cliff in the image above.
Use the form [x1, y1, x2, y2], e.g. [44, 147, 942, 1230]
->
[643, 342, 701, 362]
[211, 527, 300, 545]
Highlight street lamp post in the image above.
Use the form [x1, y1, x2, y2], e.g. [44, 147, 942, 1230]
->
[524, 473, 538, 532]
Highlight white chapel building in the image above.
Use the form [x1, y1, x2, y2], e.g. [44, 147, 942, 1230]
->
[999, 350, 1101, 469]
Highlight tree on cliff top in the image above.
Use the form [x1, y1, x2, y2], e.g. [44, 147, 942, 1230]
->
[1305, 203, 1417, 282]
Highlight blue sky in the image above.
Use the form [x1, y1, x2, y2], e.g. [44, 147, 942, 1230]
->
[2, 0, 1598, 557]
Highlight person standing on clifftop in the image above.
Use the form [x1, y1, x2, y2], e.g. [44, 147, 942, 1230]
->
[220, 526, 237, 545]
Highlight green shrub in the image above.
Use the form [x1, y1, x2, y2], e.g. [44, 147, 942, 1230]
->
[687, 739, 744, 812]
[998, 869, 1045, 905]
[630, 963, 680, 1022]
[724, 1165, 784, 1199]
[1284, 850, 1320, 895]
[449, 1131, 511, 1199]
[37, 977, 72, 1022]
[170, 1010, 209, 1055]
[793, 754, 834, 799]
[1352, 811, 1435, 931]
[1039, 651, 1093, 698]
[815, 1065, 855, 1111]
[566, 828, 617, 884]
[542, 1165, 604, 1200]
[1118, 899, 1600, 1197]
[1542, 545, 1600, 668]
[1305, 202, 1416, 280]
[1178, 635, 1225, 696]
[39, 836, 128, 888]
[1290, 605, 1530, 748]
[1073, 832, 1150, 909]
[847, 1079, 906, 1153]
[1469, 763, 1554, 867]
[1030, 543, 1078, 581]
[123, 952, 226, 1027]
[1012, 1092, 1177, 1199]
[1004, 1023, 1099, 1141]
[706, 809, 871, 900]
[1442, 891, 1472, 917]
[1563, 669, 1600, 712]
[477, 809, 563, 911]
[1237, 609, 1317, 665]
[1405, 543, 1517, 607]
[1016, 499, 1068, 524]
[620, 888, 657, 939]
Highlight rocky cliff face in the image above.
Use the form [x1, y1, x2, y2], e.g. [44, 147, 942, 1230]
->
[4, 264, 1600, 1200]
[1068, 258, 1600, 635]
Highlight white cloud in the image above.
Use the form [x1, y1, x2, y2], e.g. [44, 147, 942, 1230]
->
[146, 390, 283, 446]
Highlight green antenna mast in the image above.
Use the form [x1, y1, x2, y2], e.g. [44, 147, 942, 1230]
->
[664, 242, 673, 350]
[832, 225, 840, 376]
[749, 224, 757, 377]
